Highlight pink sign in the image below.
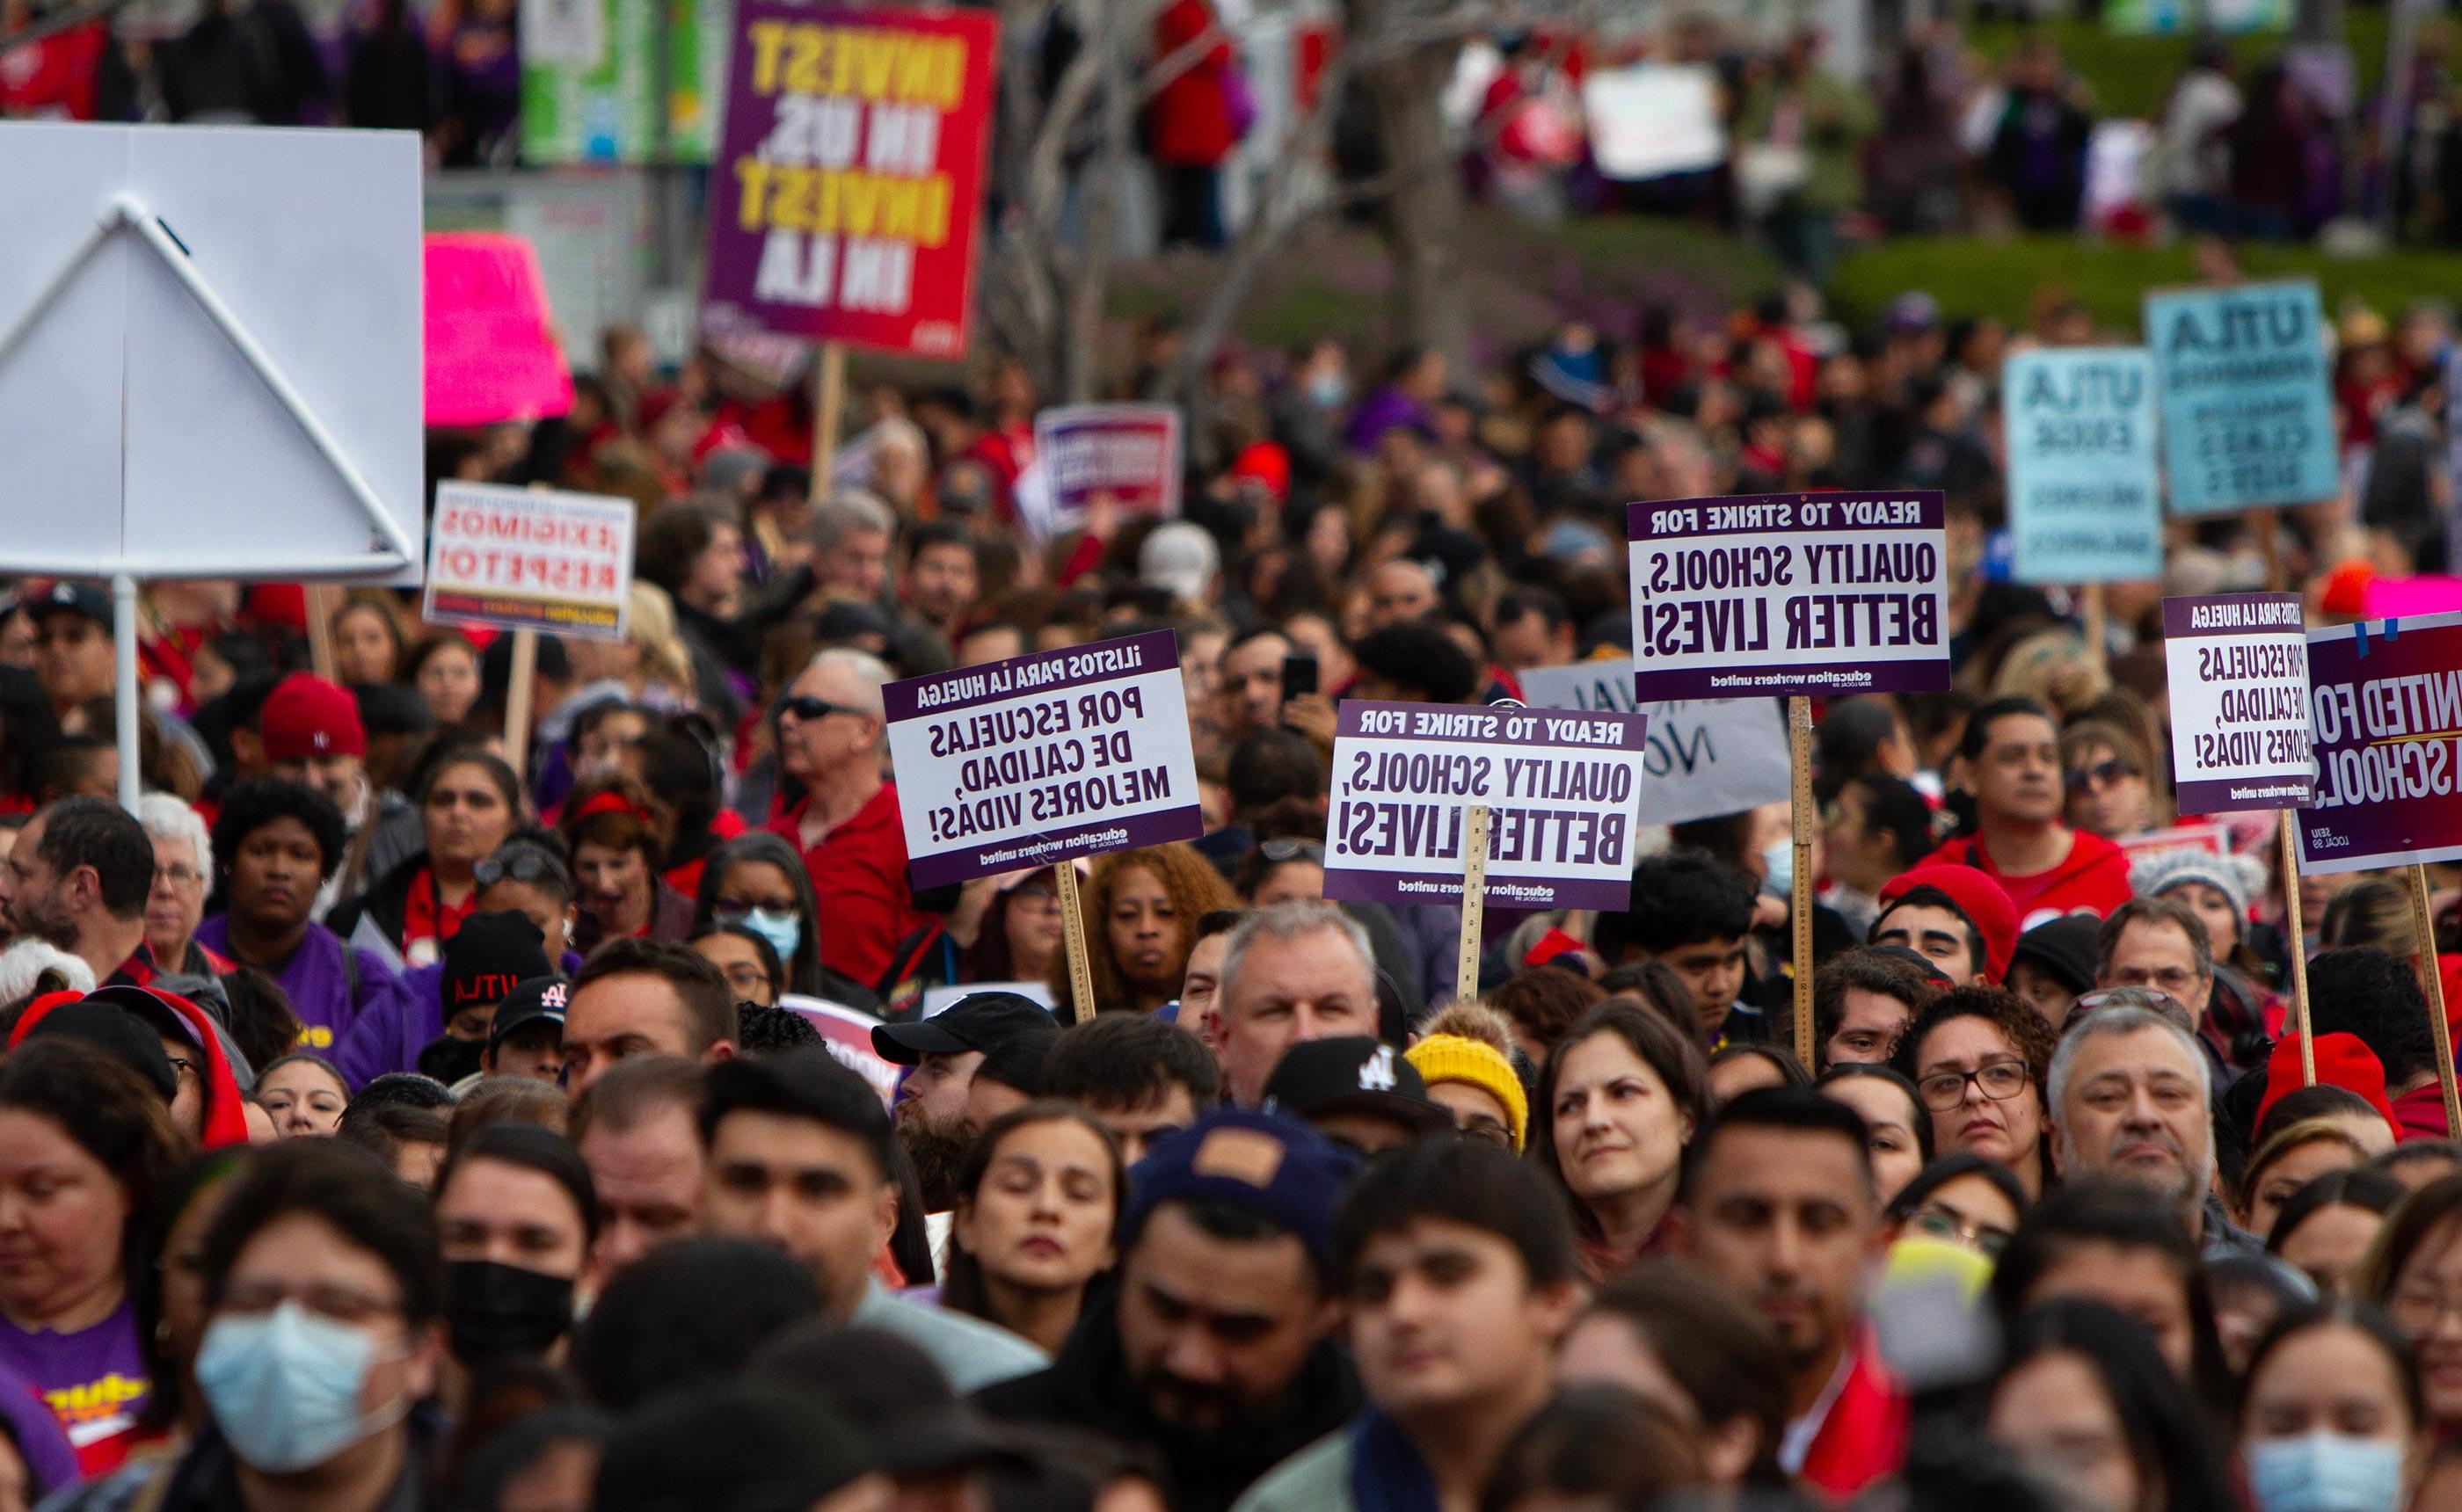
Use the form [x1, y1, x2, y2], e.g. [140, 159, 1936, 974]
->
[424, 234, 575, 427]
[2364, 576, 2462, 619]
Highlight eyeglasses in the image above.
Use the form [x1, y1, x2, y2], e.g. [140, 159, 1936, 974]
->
[153, 863, 204, 889]
[779, 695, 863, 723]
[2106, 965, 2203, 996]
[1260, 839, 1326, 864]
[2064, 758, 2139, 794]
[474, 849, 557, 888]
[2069, 988, 2195, 1032]
[1907, 1203, 2013, 1258]
[2390, 1287, 2462, 1334]
[1917, 1058, 2030, 1111]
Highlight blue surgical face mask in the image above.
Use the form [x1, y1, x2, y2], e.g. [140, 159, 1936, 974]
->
[725, 906, 801, 963]
[195, 1301, 404, 1473]
[1759, 840, 1795, 896]
[2247, 1432, 2407, 1512]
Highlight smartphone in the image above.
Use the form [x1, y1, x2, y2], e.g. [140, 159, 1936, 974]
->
[1281, 654, 1319, 700]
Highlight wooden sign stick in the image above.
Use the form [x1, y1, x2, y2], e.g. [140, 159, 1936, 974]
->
[2410, 862, 2459, 1138]
[2277, 810, 2313, 1085]
[809, 343, 849, 502]
[501, 627, 539, 781]
[1055, 860, 1096, 1024]
[1457, 804, 1493, 1007]
[1789, 695, 1815, 1065]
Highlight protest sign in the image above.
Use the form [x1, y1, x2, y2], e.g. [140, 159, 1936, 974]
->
[1028, 405, 1183, 534]
[423, 482, 636, 641]
[1581, 63, 1725, 181]
[702, 2, 996, 360]
[2296, 612, 2462, 875]
[783, 995, 900, 1104]
[884, 630, 1203, 890]
[2004, 349, 2161, 584]
[2144, 280, 2337, 515]
[521, 0, 728, 164]
[1518, 662, 1789, 827]
[425, 234, 575, 427]
[1624, 491, 1951, 701]
[2160, 594, 2314, 815]
[1322, 701, 1651, 912]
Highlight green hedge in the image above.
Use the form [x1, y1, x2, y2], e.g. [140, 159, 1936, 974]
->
[1832, 232, 2462, 329]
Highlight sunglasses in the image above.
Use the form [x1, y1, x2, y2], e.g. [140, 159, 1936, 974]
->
[474, 849, 557, 888]
[2064, 758, 2138, 794]
[1261, 839, 1326, 864]
[779, 695, 864, 723]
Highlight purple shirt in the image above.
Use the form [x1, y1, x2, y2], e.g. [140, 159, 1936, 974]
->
[0, 1303, 148, 1479]
[0, 1360, 80, 1499]
[193, 915, 415, 1057]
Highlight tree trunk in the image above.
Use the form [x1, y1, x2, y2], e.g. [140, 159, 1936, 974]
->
[1360, 38, 1468, 374]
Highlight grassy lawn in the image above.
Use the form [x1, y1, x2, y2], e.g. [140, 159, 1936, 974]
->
[1832, 230, 2462, 328]
[1965, 12, 2394, 120]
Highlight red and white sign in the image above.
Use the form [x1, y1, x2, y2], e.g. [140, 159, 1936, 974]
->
[422, 481, 634, 641]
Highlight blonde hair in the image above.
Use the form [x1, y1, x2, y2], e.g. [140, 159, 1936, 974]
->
[626, 583, 696, 699]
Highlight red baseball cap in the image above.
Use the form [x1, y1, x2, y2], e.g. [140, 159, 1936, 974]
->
[260, 672, 366, 761]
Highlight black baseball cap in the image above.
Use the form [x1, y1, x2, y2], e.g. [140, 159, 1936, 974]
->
[488, 976, 572, 1050]
[30, 581, 109, 629]
[871, 992, 1058, 1065]
[1262, 1036, 1450, 1133]
[22, 1000, 178, 1102]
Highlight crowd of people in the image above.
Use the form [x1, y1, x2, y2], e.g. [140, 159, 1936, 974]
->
[0, 270, 2456, 1512]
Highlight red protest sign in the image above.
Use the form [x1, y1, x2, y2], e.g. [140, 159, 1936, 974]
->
[703, 3, 996, 360]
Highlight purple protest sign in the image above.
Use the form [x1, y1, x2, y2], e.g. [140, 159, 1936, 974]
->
[884, 630, 1203, 889]
[2297, 612, 2462, 875]
[1625, 492, 1951, 701]
[2160, 593, 2314, 815]
[1028, 404, 1181, 535]
[1322, 700, 1651, 912]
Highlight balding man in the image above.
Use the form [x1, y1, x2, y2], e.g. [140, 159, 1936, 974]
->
[2049, 1001, 2257, 1257]
[764, 649, 929, 985]
[1364, 559, 1440, 631]
[1208, 900, 1383, 1108]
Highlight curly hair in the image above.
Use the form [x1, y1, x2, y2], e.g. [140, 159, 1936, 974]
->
[1891, 984, 2057, 1188]
[211, 775, 348, 883]
[1051, 843, 1238, 1016]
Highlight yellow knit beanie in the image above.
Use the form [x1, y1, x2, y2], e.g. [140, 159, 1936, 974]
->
[1404, 1034, 1529, 1151]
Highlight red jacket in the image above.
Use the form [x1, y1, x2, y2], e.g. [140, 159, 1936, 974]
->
[767, 782, 930, 991]
[1147, 0, 1235, 166]
[11, 988, 252, 1150]
[1796, 1328, 1911, 1499]
[1919, 827, 2131, 931]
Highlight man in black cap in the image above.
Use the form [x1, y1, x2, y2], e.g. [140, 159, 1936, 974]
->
[873, 991, 1060, 1211]
[1261, 1036, 1451, 1157]
[979, 1109, 1362, 1512]
[30, 582, 113, 716]
[596, 1382, 885, 1512]
[419, 911, 553, 1086]
[484, 976, 570, 1082]
[2009, 913, 2101, 1031]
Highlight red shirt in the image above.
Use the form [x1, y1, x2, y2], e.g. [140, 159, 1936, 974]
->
[1795, 1328, 1911, 1499]
[767, 782, 929, 989]
[1920, 828, 2131, 932]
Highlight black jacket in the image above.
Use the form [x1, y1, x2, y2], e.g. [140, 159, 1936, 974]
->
[976, 1293, 1359, 1512]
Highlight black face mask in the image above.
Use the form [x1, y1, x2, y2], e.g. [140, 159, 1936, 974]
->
[418, 1033, 486, 1086]
[443, 1260, 575, 1363]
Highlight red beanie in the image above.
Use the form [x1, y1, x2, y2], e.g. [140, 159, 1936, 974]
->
[2257, 1031, 2398, 1138]
[259, 672, 366, 762]
[1877, 863, 2020, 984]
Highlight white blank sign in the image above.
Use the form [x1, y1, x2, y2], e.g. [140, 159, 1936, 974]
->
[0, 123, 425, 582]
